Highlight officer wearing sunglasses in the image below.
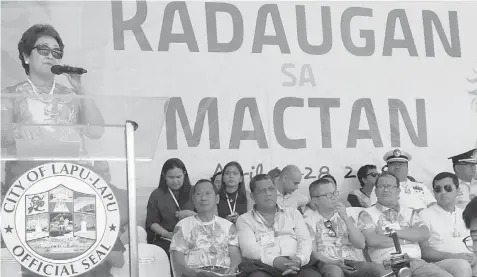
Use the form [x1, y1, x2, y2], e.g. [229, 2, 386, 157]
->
[1, 24, 104, 190]
[449, 149, 477, 209]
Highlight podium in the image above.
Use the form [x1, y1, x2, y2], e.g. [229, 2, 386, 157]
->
[1, 92, 169, 277]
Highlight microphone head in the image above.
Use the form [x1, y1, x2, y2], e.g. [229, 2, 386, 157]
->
[50, 65, 63, 75]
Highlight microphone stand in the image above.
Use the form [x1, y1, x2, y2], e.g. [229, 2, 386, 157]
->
[381, 228, 411, 277]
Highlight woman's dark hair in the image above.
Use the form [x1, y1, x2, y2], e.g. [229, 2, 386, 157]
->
[219, 161, 247, 201]
[158, 158, 191, 206]
[18, 24, 65, 75]
[211, 171, 222, 183]
[267, 167, 281, 182]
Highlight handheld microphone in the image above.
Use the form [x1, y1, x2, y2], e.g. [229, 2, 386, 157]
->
[51, 65, 87, 75]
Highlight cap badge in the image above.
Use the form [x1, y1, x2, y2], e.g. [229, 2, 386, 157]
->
[393, 149, 401, 157]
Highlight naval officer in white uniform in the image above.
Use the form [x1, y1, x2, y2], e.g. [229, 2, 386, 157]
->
[450, 149, 477, 209]
[371, 148, 435, 210]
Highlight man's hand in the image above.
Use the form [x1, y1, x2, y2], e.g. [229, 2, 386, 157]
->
[224, 266, 239, 275]
[335, 203, 348, 219]
[287, 256, 301, 267]
[451, 253, 477, 266]
[335, 260, 356, 272]
[273, 257, 300, 275]
[282, 256, 301, 275]
[163, 231, 174, 240]
[273, 257, 295, 272]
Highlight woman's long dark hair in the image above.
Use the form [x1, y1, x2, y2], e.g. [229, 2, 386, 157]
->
[158, 158, 192, 206]
[218, 161, 247, 202]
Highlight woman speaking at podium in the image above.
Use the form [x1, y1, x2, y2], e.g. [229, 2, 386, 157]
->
[1, 24, 104, 190]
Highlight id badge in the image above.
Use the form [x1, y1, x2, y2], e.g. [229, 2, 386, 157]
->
[260, 231, 275, 247]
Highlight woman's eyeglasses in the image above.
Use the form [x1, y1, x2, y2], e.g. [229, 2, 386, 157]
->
[32, 44, 63, 59]
[433, 185, 454, 193]
[463, 236, 473, 252]
[366, 173, 379, 177]
[324, 220, 336, 237]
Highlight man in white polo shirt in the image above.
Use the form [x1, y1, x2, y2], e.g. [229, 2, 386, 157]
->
[274, 165, 309, 211]
[358, 172, 461, 276]
[419, 172, 476, 277]
[370, 148, 435, 210]
[449, 149, 477, 209]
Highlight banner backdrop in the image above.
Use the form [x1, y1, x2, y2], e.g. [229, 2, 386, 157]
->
[2, 1, 477, 223]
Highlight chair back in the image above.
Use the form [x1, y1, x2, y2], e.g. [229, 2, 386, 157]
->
[111, 243, 171, 277]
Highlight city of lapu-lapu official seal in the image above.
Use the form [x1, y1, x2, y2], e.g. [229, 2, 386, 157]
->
[1, 162, 120, 277]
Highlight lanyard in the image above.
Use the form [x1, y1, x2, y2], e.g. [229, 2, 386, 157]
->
[197, 215, 218, 258]
[198, 215, 216, 234]
[168, 188, 181, 211]
[255, 209, 276, 231]
[226, 192, 238, 215]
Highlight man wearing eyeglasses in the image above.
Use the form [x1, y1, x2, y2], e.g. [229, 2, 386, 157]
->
[449, 149, 477, 209]
[358, 172, 457, 277]
[419, 172, 476, 277]
[463, 197, 477, 272]
[370, 148, 436, 210]
[304, 178, 382, 277]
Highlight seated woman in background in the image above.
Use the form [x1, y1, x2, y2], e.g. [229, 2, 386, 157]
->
[267, 167, 281, 184]
[145, 158, 196, 258]
[170, 179, 241, 276]
[211, 171, 222, 191]
[217, 161, 254, 223]
[347, 165, 378, 208]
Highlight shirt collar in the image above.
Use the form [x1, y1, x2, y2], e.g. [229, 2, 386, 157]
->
[375, 202, 400, 213]
[435, 204, 457, 215]
[316, 210, 338, 221]
[357, 189, 370, 198]
[252, 203, 285, 215]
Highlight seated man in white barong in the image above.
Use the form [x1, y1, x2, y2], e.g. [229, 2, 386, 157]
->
[170, 179, 242, 277]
